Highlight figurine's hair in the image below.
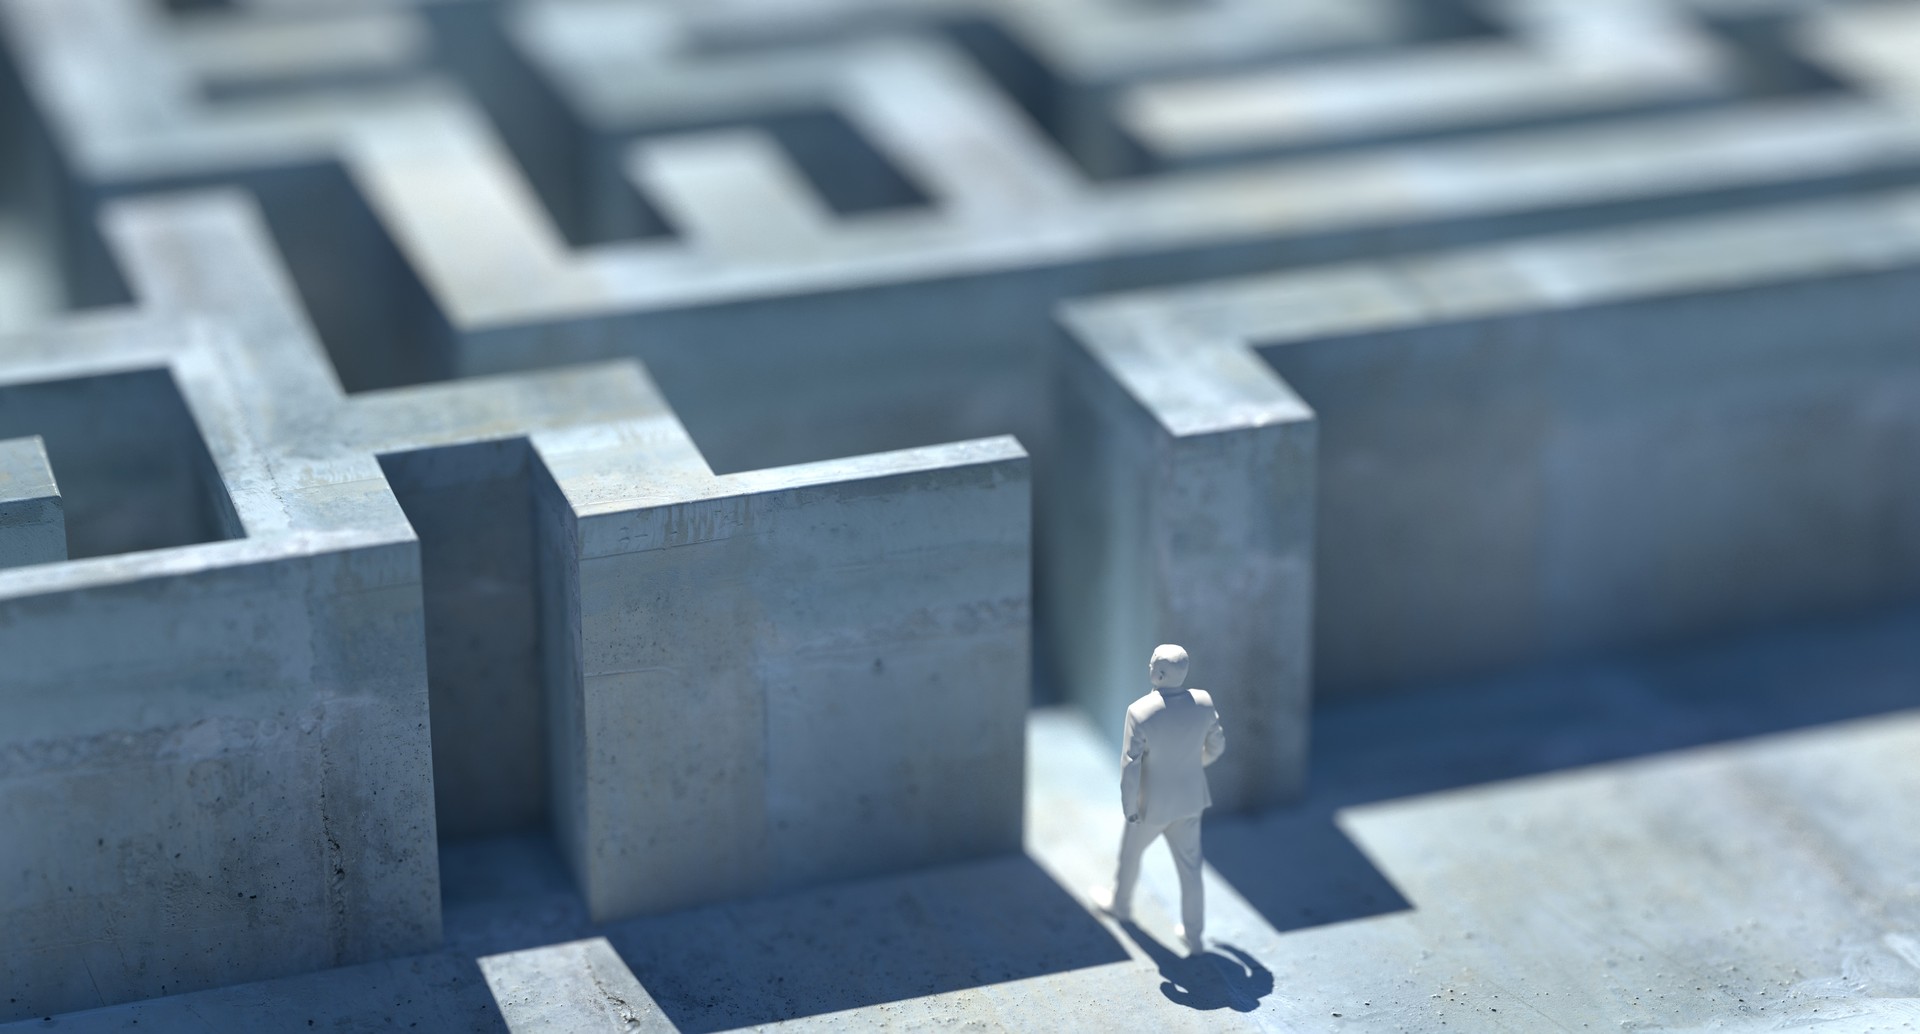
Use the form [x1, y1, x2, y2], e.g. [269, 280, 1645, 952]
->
[1150, 643, 1189, 670]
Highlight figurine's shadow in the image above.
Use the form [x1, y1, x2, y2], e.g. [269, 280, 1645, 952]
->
[1116, 922, 1272, 1012]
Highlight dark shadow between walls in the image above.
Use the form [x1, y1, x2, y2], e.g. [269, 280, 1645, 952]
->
[436, 836, 1128, 1034]
[379, 438, 549, 843]
[605, 854, 1127, 1033]
[0, 369, 241, 557]
[1207, 602, 1920, 933]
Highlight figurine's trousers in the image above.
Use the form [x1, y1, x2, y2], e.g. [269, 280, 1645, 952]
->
[1113, 812, 1204, 940]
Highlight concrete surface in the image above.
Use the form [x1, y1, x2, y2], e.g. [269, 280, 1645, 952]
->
[545, 437, 1031, 919]
[1047, 307, 1315, 812]
[6, 1, 1920, 1023]
[11, 602, 1920, 1031]
[0, 188, 1037, 1020]
[0, 532, 443, 1019]
[1062, 189, 1920, 697]
[0, 435, 63, 568]
[13, 0, 1920, 809]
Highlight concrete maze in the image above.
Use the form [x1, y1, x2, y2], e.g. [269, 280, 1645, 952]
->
[2, 0, 1919, 1029]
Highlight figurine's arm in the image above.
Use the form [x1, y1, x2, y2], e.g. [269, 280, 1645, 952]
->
[1201, 712, 1225, 768]
[1119, 711, 1146, 823]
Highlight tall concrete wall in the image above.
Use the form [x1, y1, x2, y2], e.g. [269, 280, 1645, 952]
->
[9, 4, 1920, 1022]
[0, 536, 440, 1015]
[540, 441, 1032, 920]
[12, 0, 1920, 818]
[1046, 318, 1315, 811]
[1060, 193, 1920, 701]
[351, 4, 1920, 809]
[1280, 268, 1920, 693]
[0, 184, 1051, 1018]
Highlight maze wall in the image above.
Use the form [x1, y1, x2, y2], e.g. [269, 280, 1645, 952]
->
[2, 0, 1918, 1021]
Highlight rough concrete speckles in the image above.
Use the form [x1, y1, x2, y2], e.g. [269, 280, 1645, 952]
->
[17, 605, 1920, 1031]
[1061, 191, 1920, 706]
[8, 0, 1920, 1025]
[0, 147, 1041, 1027]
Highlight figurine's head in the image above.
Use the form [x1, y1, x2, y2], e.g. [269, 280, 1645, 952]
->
[1148, 644, 1189, 690]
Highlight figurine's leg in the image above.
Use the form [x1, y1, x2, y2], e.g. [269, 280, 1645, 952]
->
[1164, 814, 1205, 952]
[1109, 820, 1158, 919]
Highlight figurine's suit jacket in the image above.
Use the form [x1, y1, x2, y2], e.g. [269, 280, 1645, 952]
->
[1120, 688, 1226, 827]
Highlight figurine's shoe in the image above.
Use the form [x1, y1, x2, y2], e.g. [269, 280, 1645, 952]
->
[1087, 885, 1131, 921]
[1174, 924, 1205, 956]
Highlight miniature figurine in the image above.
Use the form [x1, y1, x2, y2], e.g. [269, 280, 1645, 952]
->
[1090, 643, 1226, 955]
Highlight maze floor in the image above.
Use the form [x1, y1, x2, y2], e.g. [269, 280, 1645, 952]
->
[13, 603, 1920, 1033]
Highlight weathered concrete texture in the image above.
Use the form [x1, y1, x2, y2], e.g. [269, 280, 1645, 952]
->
[1328, 732, 1920, 1030]
[361, 2, 1920, 807]
[1037, 672, 1920, 1033]
[1046, 314, 1315, 812]
[1062, 189, 1920, 698]
[0, 197, 443, 1018]
[0, 185, 1041, 1016]
[0, 534, 441, 1017]
[477, 937, 675, 1033]
[0, 434, 63, 568]
[8, 1, 1920, 1020]
[10, 0, 1920, 816]
[543, 437, 1032, 919]
[14, 604, 1920, 1032]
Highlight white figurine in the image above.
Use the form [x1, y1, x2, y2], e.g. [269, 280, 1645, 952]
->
[1090, 643, 1225, 955]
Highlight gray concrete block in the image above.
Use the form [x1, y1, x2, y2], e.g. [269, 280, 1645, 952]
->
[477, 936, 676, 1033]
[0, 434, 63, 568]
[364, 6, 1920, 810]
[1060, 190, 1920, 699]
[10, 0, 1920, 815]
[0, 183, 1044, 1012]
[544, 439, 1032, 919]
[0, 209, 440, 1018]
[17, 606, 1920, 1031]
[0, 534, 439, 1016]
[9, 8, 1920, 1022]
[1046, 313, 1316, 812]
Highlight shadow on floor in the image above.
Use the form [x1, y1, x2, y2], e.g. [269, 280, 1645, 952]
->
[426, 608, 1920, 1025]
[438, 838, 1129, 1034]
[1116, 922, 1273, 1012]
[1207, 604, 1920, 933]
[601, 854, 1127, 1033]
